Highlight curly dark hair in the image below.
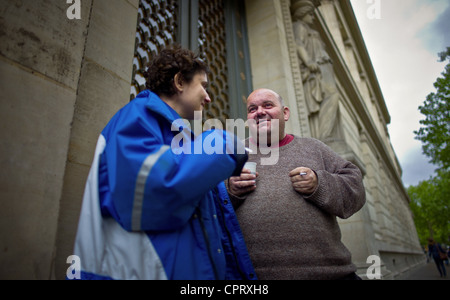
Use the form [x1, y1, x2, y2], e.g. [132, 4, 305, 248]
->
[143, 45, 209, 97]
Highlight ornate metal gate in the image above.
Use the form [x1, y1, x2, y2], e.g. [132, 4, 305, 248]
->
[130, 0, 251, 123]
[131, 0, 178, 101]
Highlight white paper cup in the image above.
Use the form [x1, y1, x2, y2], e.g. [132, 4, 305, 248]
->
[244, 162, 257, 175]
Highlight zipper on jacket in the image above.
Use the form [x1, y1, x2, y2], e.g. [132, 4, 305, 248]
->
[213, 187, 246, 279]
[196, 207, 220, 280]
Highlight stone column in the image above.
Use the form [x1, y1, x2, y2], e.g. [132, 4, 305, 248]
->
[53, 0, 139, 279]
[0, 0, 92, 279]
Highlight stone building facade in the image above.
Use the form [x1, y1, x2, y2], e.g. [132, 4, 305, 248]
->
[0, 0, 424, 279]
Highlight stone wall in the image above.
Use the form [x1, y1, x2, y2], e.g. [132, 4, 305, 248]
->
[0, 0, 90, 279]
[0, 0, 139, 279]
[53, 0, 139, 280]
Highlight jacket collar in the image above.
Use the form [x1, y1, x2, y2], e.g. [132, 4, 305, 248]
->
[137, 90, 190, 132]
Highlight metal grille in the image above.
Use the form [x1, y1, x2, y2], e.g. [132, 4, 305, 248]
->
[130, 0, 178, 101]
[198, 0, 230, 124]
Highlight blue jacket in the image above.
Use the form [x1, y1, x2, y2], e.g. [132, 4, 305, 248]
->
[73, 91, 255, 280]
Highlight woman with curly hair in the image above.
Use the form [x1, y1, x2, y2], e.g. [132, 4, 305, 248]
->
[72, 45, 255, 280]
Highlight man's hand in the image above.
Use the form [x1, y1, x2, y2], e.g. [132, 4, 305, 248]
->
[289, 167, 318, 195]
[228, 168, 258, 197]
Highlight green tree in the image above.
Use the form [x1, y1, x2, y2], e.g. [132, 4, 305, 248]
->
[414, 47, 450, 169]
[409, 49, 450, 245]
[407, 170, 450, 244]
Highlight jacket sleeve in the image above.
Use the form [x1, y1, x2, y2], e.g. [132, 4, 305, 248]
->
[303, 142, 366, 219]
[100, 110, 246, 232]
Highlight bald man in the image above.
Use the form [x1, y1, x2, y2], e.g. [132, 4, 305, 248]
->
[227, 88, 366, 280]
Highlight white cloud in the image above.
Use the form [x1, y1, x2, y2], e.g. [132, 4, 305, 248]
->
[419, 1, 450, 53]
[400, 145, 437, 187]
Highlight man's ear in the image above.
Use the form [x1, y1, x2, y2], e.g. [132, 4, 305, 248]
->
[174, 73, 184, 92]
[284, 106, 290, 121]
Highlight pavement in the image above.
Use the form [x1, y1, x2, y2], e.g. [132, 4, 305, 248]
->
[396, 260, 450, 280]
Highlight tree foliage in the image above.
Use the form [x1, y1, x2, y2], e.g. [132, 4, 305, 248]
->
[407, 170, 450, 245]
[414, 47, 450, 169]
[409, 48, 450, 245]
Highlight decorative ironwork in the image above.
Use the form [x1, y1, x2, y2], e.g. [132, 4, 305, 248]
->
[131, 0, 178, 101]
[198, 0, 230, 124]
[131, 0, 234, 125]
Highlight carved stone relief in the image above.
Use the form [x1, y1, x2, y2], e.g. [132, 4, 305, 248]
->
[291, 0, 342, 142]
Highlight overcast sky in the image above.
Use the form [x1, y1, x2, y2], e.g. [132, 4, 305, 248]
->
[349, 0, 450, 187]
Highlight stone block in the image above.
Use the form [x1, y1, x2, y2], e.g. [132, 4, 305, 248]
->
[54, 161, 90, 280]
[84, 0, 139, 81]
[0, 59, 76, 279]
[67, 61, 132, 166]
[0, 0, 92, 89]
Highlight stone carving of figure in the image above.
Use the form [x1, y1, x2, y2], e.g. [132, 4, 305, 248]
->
[292, 0, 341, 141]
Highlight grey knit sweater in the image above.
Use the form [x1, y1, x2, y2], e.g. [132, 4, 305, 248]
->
[227, 136, 366, 280]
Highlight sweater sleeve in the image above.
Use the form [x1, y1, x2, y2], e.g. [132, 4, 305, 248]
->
[303, 142, 366, 219]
